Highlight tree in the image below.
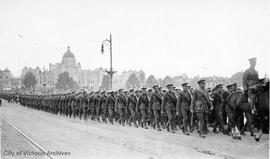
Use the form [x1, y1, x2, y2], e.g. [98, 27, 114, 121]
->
[101, 75, 110, 91]
[144, 75, 157, 88]
[138, 71, 146, 85]
[230, 71, 244, 86]
[22, 71, 37, 89]
[125, 73, 140, 89]
[161, 76, 173, 88]
[55, 71, 78, 90]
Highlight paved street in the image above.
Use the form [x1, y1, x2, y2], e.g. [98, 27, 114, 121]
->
[0, 100, 269, 159]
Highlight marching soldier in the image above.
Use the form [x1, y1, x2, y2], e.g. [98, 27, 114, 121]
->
[191, 80, 213, 138]
[94, 91, 101, 121]
[127, 89, 138, 127]
[222, 84, 234, 126]
[136, 87, 150, 129]
[88, 92, 95, 121]
[105, 91, 115, 124]
[161, 84, 177, 133]
[211, 84, 225, 133]
[176, 83, 192, 135]
[149, 85, 162, 131]
[100, 91, 108, 123]
[115, 89, 127, 126]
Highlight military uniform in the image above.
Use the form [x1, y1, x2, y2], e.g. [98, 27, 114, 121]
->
[149, 88, 162, 131]
[136, 89, 150, 129]
[100, 93, 108, 122]
[243, 57, 260, 113]
[211, 88, 225, 132]
[161, 84, 177, 133]
[115, 92, 127, 125]
[105, 92, 115, 124]
[94, 93, 101, 121]
[176, 88, 191, 134]
[192, 80, 212, 137]
[127, 91, 138, 127]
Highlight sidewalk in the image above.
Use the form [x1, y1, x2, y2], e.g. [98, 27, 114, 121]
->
[1, 120, 50, 159]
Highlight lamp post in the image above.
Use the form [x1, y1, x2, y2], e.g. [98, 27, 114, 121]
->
[101, 34, 116, 90]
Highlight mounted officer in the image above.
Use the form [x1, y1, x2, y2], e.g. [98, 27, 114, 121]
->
[243, 57, 260, 113]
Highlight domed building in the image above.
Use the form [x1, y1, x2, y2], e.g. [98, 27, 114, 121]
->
[62, 46, 76, 68]
[49, 46, 81, 84]
[22, 46, 106, 91]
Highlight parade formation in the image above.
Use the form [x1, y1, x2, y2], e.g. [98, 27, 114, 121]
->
[1, 58, 269, 142]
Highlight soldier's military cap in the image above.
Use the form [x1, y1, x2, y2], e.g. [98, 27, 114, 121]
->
[152, 85, 159, 89]
[248, 57, 257, 62]
[135, 90, 140, 93]
[148, 89, 152, 92]
[118, 89, 123, 91]
[259, 78, 265, 83]
[198, 79, 206, 84]
[216, 84, 223, 88]
[95, 91, 100, 93]
[166, 84, 173, 87]
[141, 87, 147, 90]
[181, 83, 188, 87]
[226, 84, 233, 88]
[129, 89, 134, 92]
[101, 91, 106, 94]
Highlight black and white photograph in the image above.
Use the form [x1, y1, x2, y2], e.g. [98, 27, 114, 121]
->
[0, 0, 269, 158]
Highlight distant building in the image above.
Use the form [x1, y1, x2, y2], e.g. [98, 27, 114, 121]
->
[21, 46, 106, 91]
[0, 68, 12, 90]
[11, 78, 21, 90]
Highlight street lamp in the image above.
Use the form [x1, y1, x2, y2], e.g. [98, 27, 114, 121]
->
[101, 33, 116, 90]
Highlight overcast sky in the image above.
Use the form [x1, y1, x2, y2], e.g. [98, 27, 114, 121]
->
[0, 0, 269, 79]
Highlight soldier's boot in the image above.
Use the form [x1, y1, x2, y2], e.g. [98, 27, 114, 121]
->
[166, 123, 170, 132]
[152, 122, 156, 129]
[213, 127, 219, 133]
[144, 122, 148, 129]
[134, 122, 138, 128]
[139, 121, 143, 128]
[198, 130, 205, 138]
[162, 123, 166, 129]
[157, 123, 161, 131]
[170, 124, 175, 133]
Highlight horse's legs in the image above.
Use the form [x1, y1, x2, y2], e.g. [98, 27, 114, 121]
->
[255, 111, 265, 142]
[244, 112, 254, 136]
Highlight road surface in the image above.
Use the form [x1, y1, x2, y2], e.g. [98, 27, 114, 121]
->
[1, 100, 269, 159]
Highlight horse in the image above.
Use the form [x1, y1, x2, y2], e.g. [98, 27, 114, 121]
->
[254, 81, 269, 142]
[225, 90, 254, 140]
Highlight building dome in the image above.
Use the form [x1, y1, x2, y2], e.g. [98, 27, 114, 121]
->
[3, 68, 10, 72]
[61, 46, 76, 67]
[62, 46, 75, 59]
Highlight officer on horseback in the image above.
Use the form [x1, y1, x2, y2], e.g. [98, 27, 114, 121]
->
[243, 57, 259, 113]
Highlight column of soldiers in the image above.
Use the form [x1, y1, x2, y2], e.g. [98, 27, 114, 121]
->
[0, 79, 245, 138]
